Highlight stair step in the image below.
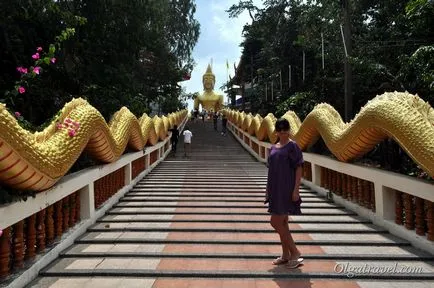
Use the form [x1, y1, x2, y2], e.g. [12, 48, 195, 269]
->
[97, 217, 372, 224]
[140, 179, 268, 183]
[67, 242, 420, 255]
[126, 190, 316, 194]
[106, 210, 355, 216]
[145, 175, 267, 179]
[87, 226, 387, 234]
[38, 270, 434, 281]
[59, 251, 434, 261]
[135, 183, 268, 186]
[81, 231, 401, 242]
[113, 203, 340, 209]
[34, 277, 428, 288]
[117, 198, 329, 202]
[40, 264, 434, 280]
[147, 172, 266, 174]
[148, 169, 266, 171]
[75, 237, 410, 246]
[125, 192, 318, 196]
[130, 188, 271, 192]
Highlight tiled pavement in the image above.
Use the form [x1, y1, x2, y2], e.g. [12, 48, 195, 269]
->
[28, 121, 434, 287]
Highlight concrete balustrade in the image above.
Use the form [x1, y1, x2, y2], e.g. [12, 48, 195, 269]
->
[227, 120, 434, 254]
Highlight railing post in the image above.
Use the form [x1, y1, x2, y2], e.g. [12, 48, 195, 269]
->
[265, 147, 270, 160]
[375, 184, 395, 220]
[260, 146, 265, 161]
[312, 164, 322, 186]
[124, 163, 132, 184]
[146, 153, 150, 169]
[79, 184, 94, 219]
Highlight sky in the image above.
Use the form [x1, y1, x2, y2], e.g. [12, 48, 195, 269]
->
[181, 0, 263, 111]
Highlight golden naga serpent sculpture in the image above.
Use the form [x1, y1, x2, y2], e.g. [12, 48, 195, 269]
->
[0, 98, 187, 191]
[223, 91, 434, 178]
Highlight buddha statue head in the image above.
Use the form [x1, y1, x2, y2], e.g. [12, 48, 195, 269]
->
[202, 64, 215, 91]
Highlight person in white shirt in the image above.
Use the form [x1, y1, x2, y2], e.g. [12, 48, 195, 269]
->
[182, 127, 193, 157]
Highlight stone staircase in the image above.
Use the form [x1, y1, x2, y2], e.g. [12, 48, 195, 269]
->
[29, 120, 434, 287]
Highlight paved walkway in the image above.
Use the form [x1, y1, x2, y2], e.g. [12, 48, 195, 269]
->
[29, 120, 434, 287]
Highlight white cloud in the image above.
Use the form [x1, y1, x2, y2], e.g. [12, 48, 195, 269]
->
[211, 1, 251, 45]
[181, 0, 263, 111]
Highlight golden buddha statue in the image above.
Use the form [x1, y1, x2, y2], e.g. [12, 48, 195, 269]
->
[194, 64, 223, 112]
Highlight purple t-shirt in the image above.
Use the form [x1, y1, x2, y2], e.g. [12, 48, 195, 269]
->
[266, 141, 304, 215]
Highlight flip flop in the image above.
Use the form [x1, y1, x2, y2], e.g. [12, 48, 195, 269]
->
[272, 257, 289, 265]
[297, 257, 304, 263]
[291, 253, 303, 263]
[287, 259, 302, 269]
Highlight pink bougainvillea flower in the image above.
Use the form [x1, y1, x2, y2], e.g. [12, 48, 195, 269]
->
[56, 123, 63, 129]
[14, 111, 21, 118]
[37, 47, 43, 52]
[32, 53, 40, 60]
[68, 129, 76, 137]
[33, 66, 41, 75]
[16, 67, 28, 74]
[18, 86, 26, 94]
[50, 58, 56, 63]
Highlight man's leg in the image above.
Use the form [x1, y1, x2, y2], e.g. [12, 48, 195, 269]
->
[172, 139, 177, 153]
[186, 143, 191, 157]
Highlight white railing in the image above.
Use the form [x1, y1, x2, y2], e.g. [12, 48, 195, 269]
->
[227, 120, 434, 254]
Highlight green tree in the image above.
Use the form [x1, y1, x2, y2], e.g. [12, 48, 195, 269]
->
[228, 0, 433, 117]
[0, 0, 200, 125]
